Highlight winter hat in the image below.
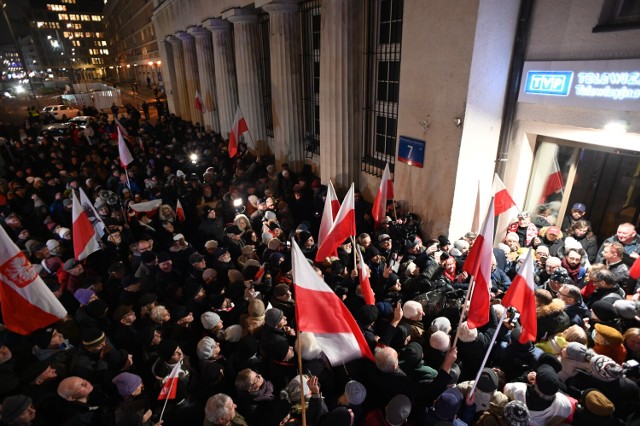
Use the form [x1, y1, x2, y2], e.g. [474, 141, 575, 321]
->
[57, 227, 70, 238]
[458, 321, 478, 342]
[590, 354, 623, 382]
[201, 312, 221, 330]
[430, 316, 452, 334]
[434, 387, 464, 421]
[269, 335, 291, 361]
[430, 331, 451, 352]
[202, 268, 217, 281]
[376, 301, 393, 318]
[112, 372, 142, 398]
[503, 400, 530, 426]
[189, 252, 204, 264]
[85, 300, 108, 319]
[344, 380, 366, 405]
[386, 273, 400, 289]
[477, 368, 499, 392]
[74, 288, 95, 306]
[399, 342, 424, 370]
[535, 364, 560, 396]
[584, 389, 615, 417]
[82, 327, 106, 347]
[204, 240, 218, 250]
[280, 375, 310, 403]
[265, 308, 284, 328]
[31, 327, 54, 349]
[324, 407, 352, 426]
[63, 258, 79, 271]
[385, 394, 412, 426]
[550, 267, 571, 283]
[591, 301, 619, 323]
[196, 336, 217, 360]
[157, 339, 179, 362]
[46, 239, 60, 251]
[613, 300, 640, 319]
[356, 305, 378, 325]
[594, 323, 623, 345]
[224, 324, 243, 343]
[170, 305, 189, 322]
[565, 342, 592, 361]
[113, 305, 134, 322]
[138, 292, 158, 307]
[402, 300, 422, 319]
[273, 283, 290, 298]
[267, 238, 282, 250]
[0, 394, 32, 424]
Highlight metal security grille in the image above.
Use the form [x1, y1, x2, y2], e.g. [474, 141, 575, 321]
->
[362, 0, 403, 177]
[258, 12, 274, 138]
[299, 0, 321, 156]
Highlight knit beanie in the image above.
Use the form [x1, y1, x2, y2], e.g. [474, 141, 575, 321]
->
[74, 288, 95, 306]
[434, 388, 464, 421]
[196, 336, 217, 360]
[429, 331, 451, 352]
[269, 335, 291, 361]
[112, 372, 142, 398]
[458, 321, 478, 343]
[31, 327, 54, 349]
[590, 354, 623, 382]
[157, 339, 179, 362]
[81, 327, 106, 347]
[535, 364, 560, 396]
[476, 368, 499, 393]
[613, 300, 640, 319]
[503, 400, 530, 426]
[402, 300, 422, 319]
[344, 380, 366, 405]
[0, 395, 32, 424]
[564, 342, 591, 361]
[430, 316, 452, 334]
[201, 312, 221, 330]
[591, 301, 619, 323]
[265, 308, 284, 329]
[357, 305, 378, 325]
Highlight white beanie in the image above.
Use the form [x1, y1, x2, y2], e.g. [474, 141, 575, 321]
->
[196, 336, 217, 360]
[430, 317, 452, 334]
[458, 321, 478, 343]
[200, 312, 221, 330]
[402, 301, 422, 319]
[430, 331, 451, 352]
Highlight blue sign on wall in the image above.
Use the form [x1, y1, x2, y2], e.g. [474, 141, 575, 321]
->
[524, 71, 573, 96]
[398, 136, 425, 168]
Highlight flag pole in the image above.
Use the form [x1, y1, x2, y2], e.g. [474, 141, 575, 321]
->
[452, 277, 476, 348]
[124, 167, 132, 191]
[351, 236, 357, 272]
[238, 105, 257, 152]
[292, 237, 307, 426]
[158, 360, 181, 422]
[468, 309, 507, 396]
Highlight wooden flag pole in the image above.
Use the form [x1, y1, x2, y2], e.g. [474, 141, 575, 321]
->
[351, 236, 358, 272]
[468, 309, 507, 396]
[452, 276, 476, 348]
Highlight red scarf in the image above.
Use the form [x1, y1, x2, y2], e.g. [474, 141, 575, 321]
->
[561, 258, 582, 284]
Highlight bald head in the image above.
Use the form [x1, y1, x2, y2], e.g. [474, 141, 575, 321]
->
[57, 376, 93, 403]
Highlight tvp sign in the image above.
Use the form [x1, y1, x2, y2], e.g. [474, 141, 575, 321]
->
[524, 71, 573, 96]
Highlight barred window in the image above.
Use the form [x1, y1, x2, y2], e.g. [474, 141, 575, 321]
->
[594, 0, 640, 32]
[299, 0, 321, 155]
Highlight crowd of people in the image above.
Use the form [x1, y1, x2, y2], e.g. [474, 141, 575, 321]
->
[0, 104, 638, 426]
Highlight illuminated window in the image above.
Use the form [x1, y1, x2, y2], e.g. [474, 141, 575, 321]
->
[91, 58, 103, 64]
[61, 0, 76, 3]
[47, 4, 66, 11]
[63, 31, 72, 38]
[58, 14, 69, 20]
[36, 22, 45, 28]
[72, 40, 81, 46]
[74, 32, 83, 38]
[69, 14, 79, 21]
[81, 15, 90, 21]
[101, 41, 107, 46]
[85, 32, 92, 38]
[92, 15, 102, 21]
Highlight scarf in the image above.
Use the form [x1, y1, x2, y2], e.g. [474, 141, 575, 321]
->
[561, 258, 581, 283]
[444, 267, 457, 282]
[250, 380, 275, 401]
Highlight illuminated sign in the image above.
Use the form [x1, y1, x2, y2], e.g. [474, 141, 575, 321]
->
[398, 136, 425, 168]
[519, 59, 640, 112]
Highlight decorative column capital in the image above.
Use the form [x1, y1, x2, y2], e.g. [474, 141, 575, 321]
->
[202, 18, 231, 32]
[258, 0, 298, 13]
[187, 26, 211, 38]
[165, 35, 179, 44]
[222, 7, 258, 24]
[175, 30, 194, 42]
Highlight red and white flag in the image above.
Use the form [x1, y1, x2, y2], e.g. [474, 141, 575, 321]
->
[315, 183, 356, 262]
[117, 127, 133, 169]
[175, 199, 185, 222]
[630, 256, 640, 280]
[114, 117, 129, 140]
[502, 249, 537, 343]
[130, 199, 163, 218]
[79, 188, 106, 238]
[0, 226, 67, 335]
[372, 162, 394, 226]
[492, 173, 517, 216]
[356, 245, 375, 305]
[462, 198, 494, 328]
[228, 106, 249, 158]
[195, 90, 204, 113]
[317, 181, 340, 250]
[72, 190, 101, 261]
[293, 239, 374, 365]
[540, 158, 564, 204]
[157, 360, 182, 400]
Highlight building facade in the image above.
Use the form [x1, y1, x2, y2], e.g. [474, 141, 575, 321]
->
[146, 0, 639, 241]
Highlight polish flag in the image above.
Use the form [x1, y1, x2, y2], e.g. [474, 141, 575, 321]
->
[540, 158, 564, 204]
[157, 360, 182, 400]
[195, 90, 204, 113]
[372, 163, 394, 226]
[176, 199, 185, 222]
[629, 256, 640, 280]
[0, 226, 67, 335]
[292, 239, 374, 365]
[356, 245, 375, 305]
[315, 183, 356, 262]
[317, 181, 340, 249]
[492, 174, 517, 216]
[502, 249, 537, 343]
[117, 127, 133, 169]
[228, 106, 249, 158]
[114, 117, 129, 140]
[72, 191, 100, 261]
[462, 198, 494, 328]
[79, 188, 106, 238]
[130, 199, 163, 218]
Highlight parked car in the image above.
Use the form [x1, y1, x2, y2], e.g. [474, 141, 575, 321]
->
[41, 104, 82, 121]
[39, 122, 71, 141]
[68, 115, 93, 129]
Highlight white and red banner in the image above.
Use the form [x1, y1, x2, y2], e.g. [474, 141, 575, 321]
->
[0, 227, 67, 335]
[157, 360, 182, 400]
[492, 173, 517, 217]
[79, 188, 106, 238]
[117, 127, 133, 169]
[372, 162, 394, 226]
[292, 239, 374, 365]
[317, 180, 340, 250]
[114, 117, 129, 140]
[129, 199, 163, 217]
[176, 199, 185, 222]
[72, 191, 101, 261]
[195, 90, 204, 113]
[462, 198, 494, 328]
[356, 245, 375, 305]
[228, 106, 249, 158]
[315, 183, 356, 262]
[502, 249, 537, 343]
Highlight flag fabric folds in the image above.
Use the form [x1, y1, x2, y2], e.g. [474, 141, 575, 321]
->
[129, 200, 163, 217]
[630, 255, 640, 280]
[228, 107, 249, 158]
[356, 245, 375, 305]
[463, 198, 494, 328]
[0, 226, 67, 335]
[315, 183, 356, 262]
[176, 199, 185, 222]
[194, 90, 204, 113]
[372, 163, 394, 226]
[492, 173, 517, 216]
[72, 190, 101, 261]
[317, 181, 340, 250]
[292, 239, 374, 365]
[502, 249, 537, 344]
[79, 188, 106, 238]
[158, 361, 182, 400]
[114, 117, 129, 139]
[117, 127, 133, 168]
[540, 158, 564, 203]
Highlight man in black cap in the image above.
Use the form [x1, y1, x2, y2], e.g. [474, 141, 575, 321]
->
[224, 224, 245, 263]
[198, 206, 224, 246]
[155, 251, 183, 299]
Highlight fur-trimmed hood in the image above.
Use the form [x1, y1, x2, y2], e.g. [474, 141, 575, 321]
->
[537, 298, 566, 317]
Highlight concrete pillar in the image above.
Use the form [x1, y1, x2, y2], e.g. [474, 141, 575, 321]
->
[166, 35, 190, 121]
[223, 8, 268, 155]
[158, 39, 177, 115]
[188, 25, 220, 133]
[319, 0, 363, 189]
[262, 0, 304, 171]
[176, 31, 203, 125]
[203, 18, 239, 137]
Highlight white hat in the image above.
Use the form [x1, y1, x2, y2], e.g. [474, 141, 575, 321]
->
[200, 312, 221, 330]
[196, 336, 217, 360]
[458, 321, 478, 342]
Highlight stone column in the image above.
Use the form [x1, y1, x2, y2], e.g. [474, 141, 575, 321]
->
[223, 8, 268, 155]
[319, 0, 363, 189]
[262, 0, 304, 171]
[188, 26, 220, 133]
[176, 31, 202, 125]
[158, 39, 177, 115]
[166, 35, 190, 121]
[203, 18, 238, 137]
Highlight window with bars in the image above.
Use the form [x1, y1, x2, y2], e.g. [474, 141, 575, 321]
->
[299, 0, 321, 156]
[594, 0, 640, 31]
[258, 13, 274, 138]
[362, 0, 403, 176]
